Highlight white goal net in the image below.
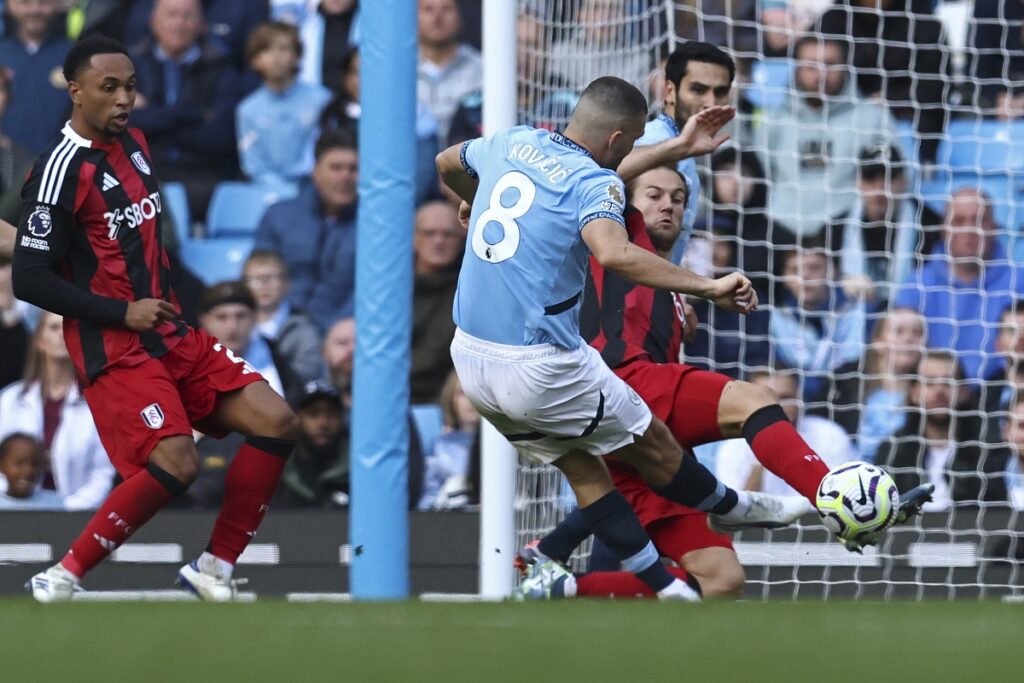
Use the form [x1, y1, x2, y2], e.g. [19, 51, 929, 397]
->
[512, 0, 1024, 599]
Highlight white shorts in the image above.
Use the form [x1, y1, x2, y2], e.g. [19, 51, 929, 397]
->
[450, 328, 652, 464]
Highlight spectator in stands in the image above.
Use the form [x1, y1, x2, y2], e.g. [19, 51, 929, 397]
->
[0, 254, 28, 390]
[321, 317, 426, 507]
[753, 34, 893, 237]
[417, 0, 481, 145]
[770, 238, 866, 403]
[0, 311, 114, 510]
[876, 350, 1009, 509]
[759, 0, 819, 57]
[254, 128, 357, 333]
[321, 47, 437, 206]
[966, 0, 1024, 116]
[893, 188, 1024, 381]
[411, 200, 462, 404]
[237, 21, 330, 191]
[817, 0, 951, 164]
[1002, 395, 1024, 509]
[130, 0, 240, 220]
[0, 68, 34, 224]
[675, 0, 759, 58]
[243, 250, 324, 388]
[127, 0, 270, 71]
[0, 433, 64, 509]
[832, 144, 940, 310]
[418, 370, 479, 511]
[274, 381, 349, 509]
[69, 0, 136, 42]
[446, 11, 578, 147]
[323, 316, 354, 406]
[830, 307, 926, 461]
[198, 281, 291, 400]
[703, 144, 784, 298]
[547, 0, 653, 94]
[0, 0, 72, 153]
[978, 300, 1024, 445]
[715, 368, 856, 495]
[295, 0, 359, 90]
[683, 217, 771, 378]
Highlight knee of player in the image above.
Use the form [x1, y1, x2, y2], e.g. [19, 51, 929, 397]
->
[264, 406, 301, 442]
[150, 438, 201, 487]
[732, 381, 778, 421]
[699, 562, 746, 599]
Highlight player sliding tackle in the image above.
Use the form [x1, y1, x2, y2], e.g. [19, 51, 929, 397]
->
[512, 166, 934, 599]
[437, 76, 811, 601]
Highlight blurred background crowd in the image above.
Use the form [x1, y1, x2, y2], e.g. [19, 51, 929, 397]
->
[1, 0, 1024, 518]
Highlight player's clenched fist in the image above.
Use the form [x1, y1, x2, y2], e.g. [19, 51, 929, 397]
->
[125, 298, 177, 332]
[710, 272, 758, 314]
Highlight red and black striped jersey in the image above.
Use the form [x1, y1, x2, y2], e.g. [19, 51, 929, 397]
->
[581, 206, 686, 367]
[14, 123, 185, 383]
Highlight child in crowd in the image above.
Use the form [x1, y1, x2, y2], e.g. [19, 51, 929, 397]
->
[0, 433, 64, 510]
[418, 371, 480, 511]
[236, 21, 331, 190]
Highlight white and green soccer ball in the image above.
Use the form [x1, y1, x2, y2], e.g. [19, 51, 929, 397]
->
[816, 462, 900, 541]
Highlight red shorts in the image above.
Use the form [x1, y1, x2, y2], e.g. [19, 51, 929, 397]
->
[84, 327, 264, 479]
[607, 360, 735, 557]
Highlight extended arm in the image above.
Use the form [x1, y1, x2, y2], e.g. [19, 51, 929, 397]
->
[436, 143, 480, 204]
[12, 250, 129, 324]
[616, 106, 735, 183]
[582, 217, 757, 313]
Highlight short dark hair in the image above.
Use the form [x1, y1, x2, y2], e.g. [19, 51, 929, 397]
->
[577, 76, 648, 122]
[63, 35, 130, 83]
[917, 348, 966, 383]
[859, 143, 905, 182]
[200, 281, 256, 314]
[1001, 298, 1024, 322]
[793, 33, 850, 62]
[315, 126, 358, 161]
[665, 41, 736, 89]
[244, 249, 287, 275]
[0, 432, 42, 463]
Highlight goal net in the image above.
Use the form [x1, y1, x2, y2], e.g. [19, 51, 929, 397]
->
[512, 0, 1024, 599]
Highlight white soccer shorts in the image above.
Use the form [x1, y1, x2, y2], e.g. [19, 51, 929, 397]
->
[450, 328, 652, 464]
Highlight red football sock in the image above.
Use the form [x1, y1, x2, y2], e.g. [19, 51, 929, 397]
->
[206, 436, 292, 565]
[575, 566, 690, 599]
[745, 405, 830, 504]
[61, 464, 184, 579]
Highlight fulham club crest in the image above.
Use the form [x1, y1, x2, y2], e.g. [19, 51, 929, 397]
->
[131, 151, 151, 175]
[140, 403, 165, 429]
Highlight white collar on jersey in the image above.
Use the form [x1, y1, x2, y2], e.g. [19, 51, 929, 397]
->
[61, 121, 93, 148]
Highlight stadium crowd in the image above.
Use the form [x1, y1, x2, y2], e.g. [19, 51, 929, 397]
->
[0, 0, 1023, 517]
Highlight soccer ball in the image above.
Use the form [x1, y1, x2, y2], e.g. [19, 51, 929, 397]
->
[816, 462, 900, 541]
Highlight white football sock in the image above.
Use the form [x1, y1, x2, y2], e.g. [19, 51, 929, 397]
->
[198, 551, 234, 580]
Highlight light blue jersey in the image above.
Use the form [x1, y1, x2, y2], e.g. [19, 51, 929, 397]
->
[454, 126, 626, 349]
[635, 113, 700, 259]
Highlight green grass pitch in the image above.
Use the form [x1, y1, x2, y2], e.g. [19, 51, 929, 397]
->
[1, 599, 1020, 681]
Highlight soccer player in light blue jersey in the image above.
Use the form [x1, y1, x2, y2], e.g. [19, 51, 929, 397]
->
[618, 42, 736, 259]
[437, 76, 810, 600]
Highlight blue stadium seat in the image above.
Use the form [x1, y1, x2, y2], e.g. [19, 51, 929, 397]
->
[410, 404, 444, 456]
[206, 181, 297, 238]
[937, 119, 1024, 174]
[161, 181, 190, 245]
[180, 237, 254, 285]
[746, 58, 791, 111]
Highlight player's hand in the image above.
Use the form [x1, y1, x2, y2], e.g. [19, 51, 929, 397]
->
[681, 299, 698, 343]
[125, 298, 176, 332]
[458, 201, 472, 231]
[709, 272, 757, 314]
[675, 105, 734, 159]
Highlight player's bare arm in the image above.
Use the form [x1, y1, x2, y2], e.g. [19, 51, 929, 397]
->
[436, 144, 480, 204]
[0, 218, 14, 258]
[582, 217, 757, 314]
[616, 105, 734, 184]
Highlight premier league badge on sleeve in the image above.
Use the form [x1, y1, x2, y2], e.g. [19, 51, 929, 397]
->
[131, 151, 151, 176]
[27, 205, 52, 238]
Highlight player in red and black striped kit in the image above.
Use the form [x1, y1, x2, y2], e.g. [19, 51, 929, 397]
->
[521, 165, 935, 599]
[12, 36, 298, 602]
